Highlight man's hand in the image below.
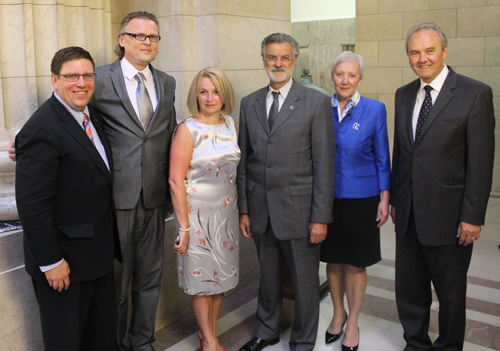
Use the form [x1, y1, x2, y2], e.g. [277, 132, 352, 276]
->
[239, 214, 252, 238]
[390, 206, 396, 224]
[7, 140, 16, 162]
[45, 260, 70, 292]
[309, 221, 327, 244]
[457, 221, 481, 246]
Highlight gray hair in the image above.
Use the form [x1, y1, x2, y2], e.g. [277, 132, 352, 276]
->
[331, 51, 365, 78]
[261, 33, 299, 57]
[114, 11, 160, 59]
[405, 22, 448, 53]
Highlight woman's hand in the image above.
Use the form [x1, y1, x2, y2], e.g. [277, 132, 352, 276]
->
[376, 190, 390, 227]
[174, 230, 190, 256]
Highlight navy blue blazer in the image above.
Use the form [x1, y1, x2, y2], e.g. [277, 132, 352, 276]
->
[333, 96, 391, 199]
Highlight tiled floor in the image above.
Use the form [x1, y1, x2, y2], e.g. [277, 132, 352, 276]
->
[153, 197, 500, 351]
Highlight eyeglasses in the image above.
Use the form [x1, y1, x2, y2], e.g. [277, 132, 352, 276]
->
[122, 32, 161, 42]
[264, 55, 295, 63]
[59, 73, 97, 82]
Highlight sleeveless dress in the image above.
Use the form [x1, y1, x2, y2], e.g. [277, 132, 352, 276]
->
[177, 116, 241, 295]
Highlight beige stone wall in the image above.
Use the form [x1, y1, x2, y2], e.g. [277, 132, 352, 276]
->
[356, 0, 500, 195]
[111, 0, 290, 123]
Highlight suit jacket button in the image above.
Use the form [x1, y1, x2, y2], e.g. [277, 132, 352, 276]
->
[268, 140, 273, 144]
[267, 163, 271, 168]
[144, 138, 148, 142]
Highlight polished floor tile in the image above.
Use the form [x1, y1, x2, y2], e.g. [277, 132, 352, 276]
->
[155, 198, 500, 350]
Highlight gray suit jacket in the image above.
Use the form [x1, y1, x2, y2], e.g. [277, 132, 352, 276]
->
[391, 67, 495, 246]
[237, 80, 335, 240]
[93, 59, 176, 210]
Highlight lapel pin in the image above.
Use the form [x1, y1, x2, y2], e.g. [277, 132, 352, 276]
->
[290, 105, 294, 109]
[353, 123, 360, 130]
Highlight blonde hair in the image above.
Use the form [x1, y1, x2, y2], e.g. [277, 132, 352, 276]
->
[187, 67, 235, 117]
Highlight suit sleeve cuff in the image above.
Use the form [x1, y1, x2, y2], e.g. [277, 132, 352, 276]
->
[40, 258, 64, 272]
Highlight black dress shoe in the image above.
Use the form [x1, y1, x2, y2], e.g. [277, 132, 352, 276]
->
[341, 327, 359, 351]
[239, 336, 280, 351]
[325, 309, 348, 344]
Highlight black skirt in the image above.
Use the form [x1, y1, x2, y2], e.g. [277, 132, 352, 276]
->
[320, 195, 381, 268]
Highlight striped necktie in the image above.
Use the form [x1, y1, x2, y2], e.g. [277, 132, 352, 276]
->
[82, 113, 95, 146]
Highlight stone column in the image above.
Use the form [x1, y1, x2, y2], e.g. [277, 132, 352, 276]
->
[0, 0, 111, 221]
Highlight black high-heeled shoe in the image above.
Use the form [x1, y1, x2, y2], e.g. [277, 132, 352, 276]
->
[325, 309, 348, 344]
[341, 327, 359, 351]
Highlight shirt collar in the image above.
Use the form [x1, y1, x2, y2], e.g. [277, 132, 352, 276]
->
[53, 92, 90, 123]
[267, 77, 293, 100]
[419, 64, 449, 93]
[120, 57, 153, 82]
[331, 90, 360, 109]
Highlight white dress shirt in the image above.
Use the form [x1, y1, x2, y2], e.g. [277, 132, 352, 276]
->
[266, 78, 293, 118]
[120, 57, 158, 122]
[412, 65, 449, 139]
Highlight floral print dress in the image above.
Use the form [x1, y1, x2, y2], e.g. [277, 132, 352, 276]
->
[177, 116, 240, 295]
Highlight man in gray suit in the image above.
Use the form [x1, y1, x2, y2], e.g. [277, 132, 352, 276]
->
[92, 11, 176, 351]
[391, 23, 495, 350]
[237, 33, 335, 351]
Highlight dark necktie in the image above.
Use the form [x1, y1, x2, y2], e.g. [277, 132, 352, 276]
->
[268, 91, 280, 130]
[135, 72, 153, 130]
[415, 85, 433, 141]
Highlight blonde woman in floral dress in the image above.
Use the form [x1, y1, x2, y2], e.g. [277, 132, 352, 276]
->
[169, 67, 239, 351]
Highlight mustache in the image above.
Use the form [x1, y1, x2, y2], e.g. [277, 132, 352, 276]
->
[271, 67, 286, 72]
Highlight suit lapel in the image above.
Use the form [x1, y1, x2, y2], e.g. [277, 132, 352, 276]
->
[147, 64, 162, 134]
[254, 87, 271, 135]
[415, 68, 457, 145]
[109, 61, 143, 130]
[269, 80, 300, 136]
[50, 96, 112, 182]
[405, 80, 420, 148]
[89, 106, 114, 181]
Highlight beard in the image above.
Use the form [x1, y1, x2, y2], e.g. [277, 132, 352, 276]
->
[266, 66, 293, 84]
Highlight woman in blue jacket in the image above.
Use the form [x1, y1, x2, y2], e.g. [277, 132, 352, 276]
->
[320, 51, 391, 351]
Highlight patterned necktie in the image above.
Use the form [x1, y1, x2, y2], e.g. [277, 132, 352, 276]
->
[135, 72, 153, 130]
[82, 113, 95, 146]
[415, 85, 433, 141]
[268, 91, 280, 130]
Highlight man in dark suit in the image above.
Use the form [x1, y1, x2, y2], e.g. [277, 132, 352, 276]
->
[391, 22, 495, 350]
[15, 46, 121, 350]
[92, 11, 177, 351]
[237, 33, 335, 351]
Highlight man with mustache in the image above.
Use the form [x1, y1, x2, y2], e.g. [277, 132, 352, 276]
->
[237, 33, 335, 351]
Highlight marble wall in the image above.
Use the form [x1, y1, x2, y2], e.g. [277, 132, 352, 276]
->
[355, 0, 500, 195]
[292, 18, 356, 96]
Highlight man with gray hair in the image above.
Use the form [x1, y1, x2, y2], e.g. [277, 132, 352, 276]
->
[93, 11, 176, 351]
[237, 32, 335, 351]
[391, 22, 494, 350]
